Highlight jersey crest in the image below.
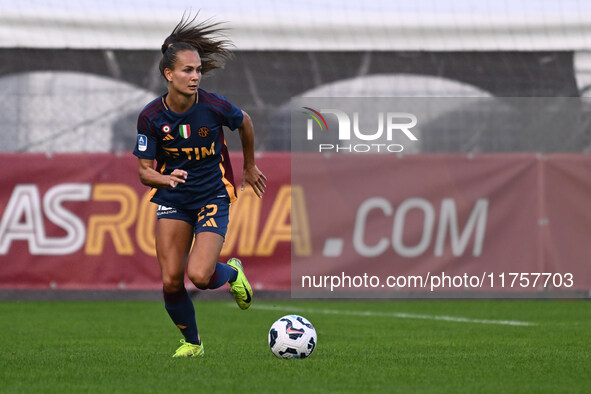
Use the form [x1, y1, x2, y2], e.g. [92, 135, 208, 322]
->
[179, 124, 191, 138]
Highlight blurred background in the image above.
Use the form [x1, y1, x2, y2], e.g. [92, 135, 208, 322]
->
[2, 0, 591, 153]
[1, 0, 590, 295]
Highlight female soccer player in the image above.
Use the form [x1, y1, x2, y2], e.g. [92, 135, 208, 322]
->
[133, 15, 267, 358]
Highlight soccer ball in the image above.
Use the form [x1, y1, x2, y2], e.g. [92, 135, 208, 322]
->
[268, 315, 317, 359]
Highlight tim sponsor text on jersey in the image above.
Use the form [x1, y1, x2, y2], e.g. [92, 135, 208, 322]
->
[161, 142, 216, 160]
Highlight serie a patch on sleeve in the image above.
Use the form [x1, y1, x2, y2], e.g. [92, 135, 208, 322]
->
[138, 134, 148, 151]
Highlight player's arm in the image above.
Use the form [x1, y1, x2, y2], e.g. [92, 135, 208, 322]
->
[137, 158, 187, 188]
[238, 110, 267, 198]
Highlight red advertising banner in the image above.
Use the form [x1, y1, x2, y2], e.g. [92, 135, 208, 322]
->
[1, 153, 590, 295]
[543, 155, 591, 276]
[291, 153, 591, 296]
[0, 153, 290, 290]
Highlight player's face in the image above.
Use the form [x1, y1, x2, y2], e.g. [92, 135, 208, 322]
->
[166, 49, 202, 96]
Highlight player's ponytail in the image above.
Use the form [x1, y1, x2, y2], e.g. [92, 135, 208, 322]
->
[159, 12, 234, 77]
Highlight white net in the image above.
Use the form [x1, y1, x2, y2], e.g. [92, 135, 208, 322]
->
[1, 0, 591, 153]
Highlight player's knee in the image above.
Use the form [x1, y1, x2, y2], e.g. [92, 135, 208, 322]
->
[187, 268, 212, 290]
[162, 274, 184, 293]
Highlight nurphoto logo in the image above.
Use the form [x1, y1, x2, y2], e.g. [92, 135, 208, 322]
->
[303, 107, 418, 153]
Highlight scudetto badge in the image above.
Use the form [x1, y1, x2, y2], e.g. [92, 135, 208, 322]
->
[179, 124, 191, 138]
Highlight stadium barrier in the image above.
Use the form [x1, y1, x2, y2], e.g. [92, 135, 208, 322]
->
[0, 152, 589, 295]
[0, 152, 290, 290]
[291, 153, 591, 296]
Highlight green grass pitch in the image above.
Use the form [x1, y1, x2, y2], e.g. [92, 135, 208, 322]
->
[0, 299, 589, 393]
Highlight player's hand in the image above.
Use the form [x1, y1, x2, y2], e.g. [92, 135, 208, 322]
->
[169, 169, 188, 188]
[242, 165, 267, 198]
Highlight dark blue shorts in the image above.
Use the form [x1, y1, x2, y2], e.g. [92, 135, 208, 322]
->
[156, 197, 230, 238]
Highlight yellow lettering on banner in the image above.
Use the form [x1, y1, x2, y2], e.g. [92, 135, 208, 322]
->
[221, 188, 261, 256]
[255, 185, 292, 256]
[136, 191, 157, 256]
[85, 184, 138, 255]
[291, 185, 311, 256]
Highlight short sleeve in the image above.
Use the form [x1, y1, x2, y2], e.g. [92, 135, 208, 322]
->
[133, 112, 158, 159]
[211, 92, 244, 131]
[224, 102, 244, 131]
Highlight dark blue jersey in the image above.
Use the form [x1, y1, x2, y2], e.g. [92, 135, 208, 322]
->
[133, 89, 244, 210]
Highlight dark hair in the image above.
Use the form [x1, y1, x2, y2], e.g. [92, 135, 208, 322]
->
[159, 13, 234, 77]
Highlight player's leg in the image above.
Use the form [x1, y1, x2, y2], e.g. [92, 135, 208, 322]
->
[186, 198, 252, 309]
[157, 218, 193, 293]
[185, 231, 252, 310]
[156, 217, 203, 357]
[185, 231, 236, 288]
